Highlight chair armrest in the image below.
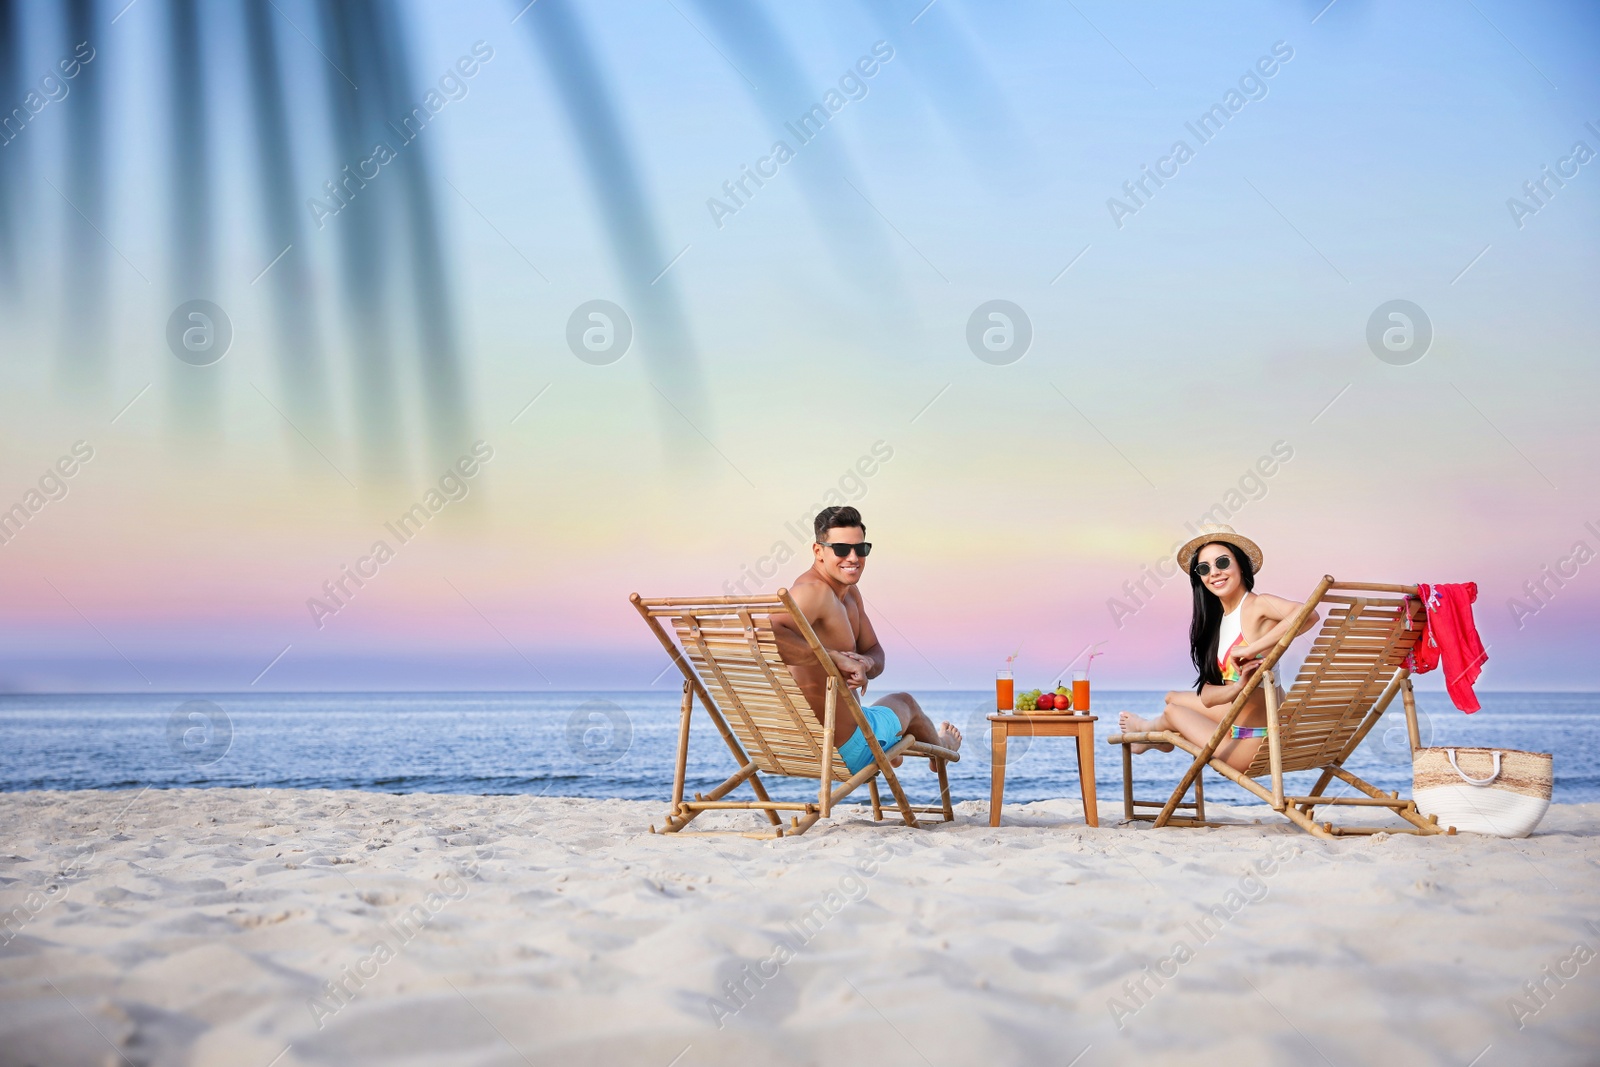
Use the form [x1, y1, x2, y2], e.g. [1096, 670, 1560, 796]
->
[1107, 730, 1182, 745]
[904, 740, 961, 763]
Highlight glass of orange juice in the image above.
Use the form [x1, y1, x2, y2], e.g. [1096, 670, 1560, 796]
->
[996, 670, 1014, 712]
[1072, 670, 1090, 712]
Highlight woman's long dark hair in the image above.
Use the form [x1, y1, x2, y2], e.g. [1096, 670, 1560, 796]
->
[1189, 541, 1256, 692]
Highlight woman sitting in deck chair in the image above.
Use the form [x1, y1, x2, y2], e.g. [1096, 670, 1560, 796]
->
[1118, 524, 1319, 770]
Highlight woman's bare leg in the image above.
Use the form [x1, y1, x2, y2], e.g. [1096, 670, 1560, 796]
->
[1122, 689, 1213, 752]
[1121, 687, 1267, 770]
[1124, 689, 1222, 752]
[1118, 707, 1175, 753]
[1169, 686, 1248, 723]
[1157, 702, 1264, 771]
[1165, 690, 1210, 715]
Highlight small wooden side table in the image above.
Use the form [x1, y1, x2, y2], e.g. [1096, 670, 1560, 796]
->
[987, 713, 1099, 827]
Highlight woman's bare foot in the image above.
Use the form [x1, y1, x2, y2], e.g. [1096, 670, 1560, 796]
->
[937, 722, 962, 752]
[1118, 710, 1174, 754]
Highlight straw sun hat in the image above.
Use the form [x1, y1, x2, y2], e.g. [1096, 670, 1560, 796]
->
[1176, 523, 1265, 574]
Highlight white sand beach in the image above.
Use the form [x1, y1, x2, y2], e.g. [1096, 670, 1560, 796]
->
[2, 788, 1596, 1066]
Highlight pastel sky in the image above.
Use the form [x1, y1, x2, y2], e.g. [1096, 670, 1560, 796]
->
[0, 0, 1596, 693]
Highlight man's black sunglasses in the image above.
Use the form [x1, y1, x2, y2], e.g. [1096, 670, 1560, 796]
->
[818, 541, 872, 558]
[1194, 555, 1232, 577]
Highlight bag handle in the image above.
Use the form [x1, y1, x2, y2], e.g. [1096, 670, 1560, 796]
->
[1446, 748, 1501, 786]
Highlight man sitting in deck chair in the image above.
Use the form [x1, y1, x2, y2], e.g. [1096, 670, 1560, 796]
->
[771, 506, 962, 775]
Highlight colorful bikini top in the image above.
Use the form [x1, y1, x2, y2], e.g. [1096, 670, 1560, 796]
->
[1218, 603, 1246, 682]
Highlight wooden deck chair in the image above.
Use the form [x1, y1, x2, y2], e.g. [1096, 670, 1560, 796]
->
[1108, 578, 1453, 839]
[630, 590, 960, 838]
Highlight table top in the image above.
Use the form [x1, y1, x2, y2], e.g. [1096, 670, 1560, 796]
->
[987, 712, 1098, 723]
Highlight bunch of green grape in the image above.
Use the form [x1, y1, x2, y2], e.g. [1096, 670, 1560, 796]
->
[1016, 688, 1043, 711]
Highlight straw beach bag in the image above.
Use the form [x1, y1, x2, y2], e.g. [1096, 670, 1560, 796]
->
[1413, 748, 1552, 837]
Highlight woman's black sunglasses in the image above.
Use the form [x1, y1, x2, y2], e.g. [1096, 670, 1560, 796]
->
[1194, 555, 1231, 577]
[819, 541, 872, 558]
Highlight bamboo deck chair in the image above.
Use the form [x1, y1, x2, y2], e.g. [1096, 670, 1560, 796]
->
[1108, 578, 1453, 839]
[630, 590, 960, 838]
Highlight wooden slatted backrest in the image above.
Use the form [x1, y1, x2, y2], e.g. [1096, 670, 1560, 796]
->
[634, 594, 852, 781]
[1244, 584, 1425, 778]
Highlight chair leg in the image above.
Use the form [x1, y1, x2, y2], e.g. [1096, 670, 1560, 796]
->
[670, 680, 692, 815]
[1299, 765, 1334, 818]
[868, 778, 883, 821]
[1280, 801, 1338, 839]
[789, 810, 824, 835]
[1193, 765, 1205, 823]
[657, 763, 761, 834]
[874, 754, 921, 828]
[1200, 753, 1337, 839]
[1120, 743, 1135, 821]
[935, 758, 954, 821]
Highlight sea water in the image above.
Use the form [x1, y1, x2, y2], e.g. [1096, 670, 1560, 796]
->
[0, 691, 1593, 808]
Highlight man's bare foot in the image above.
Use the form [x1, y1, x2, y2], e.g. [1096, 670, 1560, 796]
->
[937, 722, 962, 753]
[1118, 711, 1173, 754]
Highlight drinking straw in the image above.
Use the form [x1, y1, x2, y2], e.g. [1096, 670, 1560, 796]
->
[1055, 642, 1105, 686]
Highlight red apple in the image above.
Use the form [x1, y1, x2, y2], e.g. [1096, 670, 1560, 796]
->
[1037, 692, 1056, 710]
